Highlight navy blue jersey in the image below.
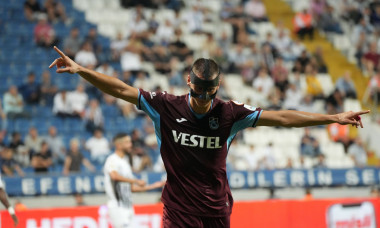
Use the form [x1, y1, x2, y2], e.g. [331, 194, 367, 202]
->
[137, 89, 262, 217]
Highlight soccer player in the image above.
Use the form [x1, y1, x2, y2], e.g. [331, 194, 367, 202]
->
[0, 173, 18, 226]
[50, 46, 369, 227]
[104, 133, 165, 228]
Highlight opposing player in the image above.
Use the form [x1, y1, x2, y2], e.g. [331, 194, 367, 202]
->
[50, 46, 369, 227]
[0, 173, 18, 226]
[104, 133, 165, 228]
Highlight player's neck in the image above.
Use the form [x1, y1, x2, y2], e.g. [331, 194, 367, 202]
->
[190, 97, 212, 114]
[115, 150, 125, 158]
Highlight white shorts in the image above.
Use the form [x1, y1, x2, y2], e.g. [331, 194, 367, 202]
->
[108, 206, 134, 228]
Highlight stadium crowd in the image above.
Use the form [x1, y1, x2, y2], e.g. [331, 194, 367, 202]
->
[0, 0, 380, 178]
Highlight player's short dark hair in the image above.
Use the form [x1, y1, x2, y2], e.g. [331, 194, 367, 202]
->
[113, 132, 129, 143]
[192, 58, 220, 80]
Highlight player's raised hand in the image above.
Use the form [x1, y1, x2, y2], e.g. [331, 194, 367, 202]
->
[336, 110, 370, 128]
[49, 46, 81, 74]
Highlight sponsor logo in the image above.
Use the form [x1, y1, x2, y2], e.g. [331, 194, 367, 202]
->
[176, 118, 187, 123]
[209, 117, 219, 130]
[172, 130, 222, 149]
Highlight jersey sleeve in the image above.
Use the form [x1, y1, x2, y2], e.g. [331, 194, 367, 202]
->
[104, 157, 118, 174]
[136, 89, 168, 121]
[230, 100, 263, 132]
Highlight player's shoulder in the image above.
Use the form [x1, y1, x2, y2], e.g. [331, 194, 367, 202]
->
[224, 99, 259, 111]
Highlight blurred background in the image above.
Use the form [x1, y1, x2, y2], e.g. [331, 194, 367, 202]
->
[0, 0, 379, 227]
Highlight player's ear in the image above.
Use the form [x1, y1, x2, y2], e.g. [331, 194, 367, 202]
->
[187, 74, 191, 86]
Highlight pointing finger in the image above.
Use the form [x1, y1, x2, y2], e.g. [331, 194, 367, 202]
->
[49, 59, 59, 68]
[355, 110, 370, 116]
[54, 46, 66, 58]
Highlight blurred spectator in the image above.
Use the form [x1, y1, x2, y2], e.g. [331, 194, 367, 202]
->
[133, 71, 153, 91]
[244, 0, 268, 22]
[110, 32, 128, 61]
[3, 86, 30, 119]
[310, 0, 326, 21]
[257, 142, 276, 170]
[261, 43, 276, 70]
[44, 126, 66, 166]
[30, 141, 53, 173]
[127, 12, 149, 39]
[299, 94, 319, 113]
[34, 14, 59, 48]
[367, 150, 380, 167]
[312, 46, 328, 73]
[74, 193, 86, 206]
[85, 128, 110, 165]
[201, 33, 219, 58]
[40, 70, 58, 106]
[327, 123, 353, 152]
[352, 18, 374, 47]
[335, 71, 357, 99]
[227, 44, 250, 74]
[63, 27, 82, 60]
[362, 42, 380, 71]
[84, 28, 102, 58]
[53, 90, 75, 118]
[348, 137, 368, 167]
[155, 19, 175, 45]
[24, 0, 43, 22]
[14, 200, 28, 211]
[18, 72, 41, 105]
[274, 30, 293, 61]
[120, 34, 144, 73]
[296, 50, 311, 73]
[283, 83, 303, 110]
[313, 154, 327, 168]
[96, 62, 115, 77]
[74, 42, 97, 69]
[370, 5, 380, 28]
[43, 0, 68, 24]
[9, 132, 29, 167]
[182, 5, 204, 33]
[293, 9, 314, 40]
[305, 65, 324, 99]
[244, 145, 260, 171]
[63, 138, 95, 175]
[370, 186, 380, 198]
[0, 99, 6, 132]
[271, 57, 289, 93]
[67, 84, 88, 118]
[252, 68, 274, 98]
[84, 99, 104, 133]
[267, 188, 279, 200]
[304, 188, 313, 200]
[151, 46, 172, 74]
[325, 89, 344, 114]
[0, 147, 25, 177]
[25, 127, 43, 156]
[354, 31, 369, 68]
[132, 148, 152, 173]
[318, 5, 344, 34]
[363, 72, 380, 106]
[300, 128, 322, 163]
[168, 29, 193, 61]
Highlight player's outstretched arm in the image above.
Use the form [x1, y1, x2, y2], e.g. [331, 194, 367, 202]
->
[257, 110, 370, 128]
[49, 46, 139, 105]
[132, 180, 165, 192]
